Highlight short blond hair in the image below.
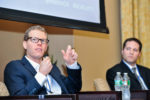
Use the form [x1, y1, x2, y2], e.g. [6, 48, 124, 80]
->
[24, 25, 47, 41]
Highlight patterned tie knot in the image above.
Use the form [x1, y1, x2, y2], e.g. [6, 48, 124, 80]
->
[132, 67, 136, 73]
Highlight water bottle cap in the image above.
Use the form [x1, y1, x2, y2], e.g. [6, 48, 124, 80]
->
[117, 72, 121, 74]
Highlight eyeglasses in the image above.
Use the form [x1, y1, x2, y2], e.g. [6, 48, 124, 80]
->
[27, 37, 49, 44]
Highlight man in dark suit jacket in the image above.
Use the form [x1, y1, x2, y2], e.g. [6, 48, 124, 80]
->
[4, 25, 82, 96]
[106, 38, 150, 90]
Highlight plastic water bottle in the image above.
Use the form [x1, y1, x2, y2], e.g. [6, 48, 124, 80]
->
[122, 73, 130, 100]
[114, 72, 122, 91]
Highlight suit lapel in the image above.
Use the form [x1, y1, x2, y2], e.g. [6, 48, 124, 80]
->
[50, 66, 69, 94]
[137, 66, 148, 87]
[20, 56, 37, 76]
[137, 66, 144, 78]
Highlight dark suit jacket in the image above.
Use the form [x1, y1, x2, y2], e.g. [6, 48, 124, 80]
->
[106, 60, 150, 90]
[4, 56, 82, 96]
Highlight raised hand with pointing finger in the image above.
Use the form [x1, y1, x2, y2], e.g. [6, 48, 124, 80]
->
[61, 45, 78, 66]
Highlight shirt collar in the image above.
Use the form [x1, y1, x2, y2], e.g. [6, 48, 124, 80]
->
[122, 60, 137, 72]
[25, 56, 40, 72]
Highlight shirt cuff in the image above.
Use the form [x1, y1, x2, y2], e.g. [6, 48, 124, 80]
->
[35, 72, 47, 86]
[66, 61, 80, 69]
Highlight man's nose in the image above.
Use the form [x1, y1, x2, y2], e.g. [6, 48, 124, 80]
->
[129, 49, 134, 54]
[37, 40, 42, 45]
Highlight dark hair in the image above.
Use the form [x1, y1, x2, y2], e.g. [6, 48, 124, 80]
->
[24, 25, 47, 41]
[123, 37, 142, 52]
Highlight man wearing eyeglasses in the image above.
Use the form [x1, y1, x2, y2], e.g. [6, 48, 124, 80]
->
[4, 25, 82, 96]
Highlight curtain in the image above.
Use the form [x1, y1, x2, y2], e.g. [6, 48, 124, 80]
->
[121, 0, 150, 67]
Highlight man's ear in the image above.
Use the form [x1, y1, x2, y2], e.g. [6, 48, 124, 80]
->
[23, 41, 27, 50]
[121, 50, 123, 55]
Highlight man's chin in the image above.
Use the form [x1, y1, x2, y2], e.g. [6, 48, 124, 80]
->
[33, 55, 44, 59]
[127, 61, 136, 65]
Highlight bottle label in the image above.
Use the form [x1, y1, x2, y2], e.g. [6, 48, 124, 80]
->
[115, 80, 122, 86]
[128, 80, 130, 85]
[123, 80, 130, 86]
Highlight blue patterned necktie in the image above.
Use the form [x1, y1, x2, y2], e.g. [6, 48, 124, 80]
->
[45, 76, 53, 94]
